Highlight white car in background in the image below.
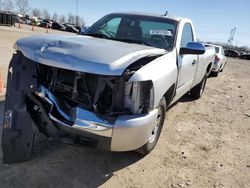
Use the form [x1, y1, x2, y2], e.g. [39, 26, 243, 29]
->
[206, 44, 227, 77]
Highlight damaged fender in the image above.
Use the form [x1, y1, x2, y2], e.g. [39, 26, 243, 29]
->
[2, 52, 37, 163]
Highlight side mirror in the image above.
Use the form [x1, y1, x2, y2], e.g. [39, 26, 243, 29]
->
[180, 42, 205, 55]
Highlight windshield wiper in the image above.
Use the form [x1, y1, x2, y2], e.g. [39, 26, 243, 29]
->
[83, 33, 109, 39]
[83, 34, 152, 47]
[114, 38, 152, 47]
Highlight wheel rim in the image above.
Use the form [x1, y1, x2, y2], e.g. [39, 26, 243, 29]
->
[148, 107, 162, 144]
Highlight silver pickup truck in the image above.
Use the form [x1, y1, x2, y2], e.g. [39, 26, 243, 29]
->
[2, 12, 215, 163]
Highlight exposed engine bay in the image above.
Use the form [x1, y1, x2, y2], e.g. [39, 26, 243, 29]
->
[35, 63, 154, 123]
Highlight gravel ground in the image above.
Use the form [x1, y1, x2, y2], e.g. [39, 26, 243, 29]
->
[0, 25, 250, 188]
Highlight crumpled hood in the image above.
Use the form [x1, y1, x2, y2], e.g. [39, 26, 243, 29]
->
[15, 34, 167, 75]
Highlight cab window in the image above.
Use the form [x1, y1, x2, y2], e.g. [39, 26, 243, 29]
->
[215, 47, 220, 53]
[99, 17, 122, 37]
[180, 23, 194, 47]
[221, 48, 225, 55]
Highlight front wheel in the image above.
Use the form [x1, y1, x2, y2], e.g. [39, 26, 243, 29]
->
[211, 71, 219, 77]
[190, 74, 207, 99]
[136, 98, 166, 155]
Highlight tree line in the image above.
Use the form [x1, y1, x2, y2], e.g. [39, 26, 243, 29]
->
[0, 0, 85, 26]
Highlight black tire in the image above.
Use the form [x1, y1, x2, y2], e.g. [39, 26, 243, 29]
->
[211, 71, 219, 77]
[190, 74, 207, 99]
[136, 98, 166, 155]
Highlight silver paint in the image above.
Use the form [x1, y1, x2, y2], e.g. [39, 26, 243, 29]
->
[15, 35, 166, 75]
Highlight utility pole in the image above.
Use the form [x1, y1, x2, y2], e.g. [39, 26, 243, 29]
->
[227, 27, 236, 45]
[76, 0, 78, 25]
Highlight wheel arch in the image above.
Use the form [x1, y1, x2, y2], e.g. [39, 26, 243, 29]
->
[163, 83, 176, 108]
[206, 62, 213, 75]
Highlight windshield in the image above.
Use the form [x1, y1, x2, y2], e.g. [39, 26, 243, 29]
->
[85, 14, 177, 50]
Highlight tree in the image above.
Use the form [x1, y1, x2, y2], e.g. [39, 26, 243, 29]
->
[80, 17, 86, 27]
[76, 16, 85, 27]
[15, 0, 29, 15]
[0, 0, 3, 10]
[42, 9, 50, 20]
[52, 12, 58, 22]
[2, 0, 14, 12]
[67, 13, 75, 24]
[32, 8, 41, 17]
[59, 15, 65, 23]
[75, 16, 81, 25]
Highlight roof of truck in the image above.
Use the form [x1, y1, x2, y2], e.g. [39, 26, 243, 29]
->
[110, 12, 183, 22]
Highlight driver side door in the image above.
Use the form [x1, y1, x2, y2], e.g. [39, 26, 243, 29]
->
[176, 23, 198, 96]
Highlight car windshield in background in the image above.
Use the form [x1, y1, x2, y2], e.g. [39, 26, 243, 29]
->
[84, 14, 177, 50]
[215, 47, 220, 53]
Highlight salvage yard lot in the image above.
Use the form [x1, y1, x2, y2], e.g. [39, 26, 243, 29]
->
[0, 25, 250, 188]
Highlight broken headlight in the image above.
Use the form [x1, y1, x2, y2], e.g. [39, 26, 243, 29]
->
[124, 80, 154, 114]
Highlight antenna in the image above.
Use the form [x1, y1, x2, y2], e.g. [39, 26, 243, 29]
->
[164, 11, 168, 16]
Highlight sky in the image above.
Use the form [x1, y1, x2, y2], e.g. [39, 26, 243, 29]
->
[28, 0, 250, 47]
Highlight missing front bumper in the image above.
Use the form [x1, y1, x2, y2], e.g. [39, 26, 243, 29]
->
[26, 91, 158, 151]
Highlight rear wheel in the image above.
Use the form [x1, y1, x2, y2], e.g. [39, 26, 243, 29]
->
[136, 98, 166, 155]
[190, 74, 207, 99]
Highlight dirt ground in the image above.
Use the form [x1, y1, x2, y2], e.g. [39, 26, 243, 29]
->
[0, 25, 250, 188]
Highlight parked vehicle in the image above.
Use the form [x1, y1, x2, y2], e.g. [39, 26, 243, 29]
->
[38, 21, 48, 28]
[38, 19, 52, 28]
[240, 53, 250, 60]
[206, 44, 227, 76]
[74, 25, 81, 33]
[225, 49, 239, 57]
[16, 17, 24, 24]
[51, 22, 66, 31]
[24, 19, 31, 25]
[2, 12, 215, 163]
[64, 24, 79, 33]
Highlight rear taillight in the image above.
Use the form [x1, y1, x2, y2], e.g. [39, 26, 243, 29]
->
[215, 55, 220, 62]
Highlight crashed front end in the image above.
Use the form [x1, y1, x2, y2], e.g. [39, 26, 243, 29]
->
[30, 62, 157, 143]
[2, 50, 161, 163]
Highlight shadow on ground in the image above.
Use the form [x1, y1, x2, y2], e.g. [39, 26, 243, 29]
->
[0, 101, 143, 187]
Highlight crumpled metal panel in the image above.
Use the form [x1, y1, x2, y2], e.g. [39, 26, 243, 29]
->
[15, 35, 166, 75]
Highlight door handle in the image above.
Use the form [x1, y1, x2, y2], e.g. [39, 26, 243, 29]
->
[192, 60, 197, 65]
